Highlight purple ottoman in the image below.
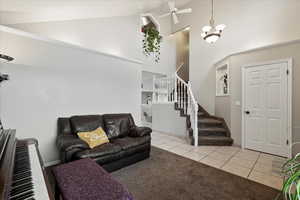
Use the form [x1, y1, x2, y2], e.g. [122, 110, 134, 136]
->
[52, 158, 134, 200]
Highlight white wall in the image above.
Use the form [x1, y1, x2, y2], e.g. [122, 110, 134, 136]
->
[0, 29, 142, 164]
[152, 103, 186, 138]
[214, 42, 300, 155]
[10, 15, 176, 76]
[173, 0, 300, 114]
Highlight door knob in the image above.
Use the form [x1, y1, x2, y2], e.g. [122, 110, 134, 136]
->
[245, 111, 250, 115]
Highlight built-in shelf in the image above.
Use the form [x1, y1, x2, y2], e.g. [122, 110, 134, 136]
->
[141, 104, 152, 107]
[154, 89, 168, 94]
[141, 89, 153, 93]
[141, 71, 167, 128]
[216, 63, 230, 97]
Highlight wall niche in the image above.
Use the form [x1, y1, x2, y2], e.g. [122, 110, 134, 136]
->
[216, 64, 229, 96]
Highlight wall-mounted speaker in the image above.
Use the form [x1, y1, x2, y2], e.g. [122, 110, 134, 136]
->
[0, 74, 9, 83]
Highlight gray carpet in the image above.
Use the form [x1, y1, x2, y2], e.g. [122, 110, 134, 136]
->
[111, 147, 280, 200]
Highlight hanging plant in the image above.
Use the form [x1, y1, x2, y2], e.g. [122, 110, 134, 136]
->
[142, 26, 162, 62]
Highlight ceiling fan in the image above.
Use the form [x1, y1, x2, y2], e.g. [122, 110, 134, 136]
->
[159, 1, 192, 24]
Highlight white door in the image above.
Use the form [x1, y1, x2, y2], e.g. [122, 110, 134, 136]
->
[244, 62, 289, 157]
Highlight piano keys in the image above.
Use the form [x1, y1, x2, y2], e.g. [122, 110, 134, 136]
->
[0, 129, 54, 200]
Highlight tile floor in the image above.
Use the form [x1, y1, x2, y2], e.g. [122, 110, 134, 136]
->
[151, 131, 287, 190]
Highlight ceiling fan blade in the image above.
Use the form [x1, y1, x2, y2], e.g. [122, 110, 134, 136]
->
[159, 13, 171, 18]
[172, 13, 179, 24]
[177, 8, 192, 14]
[168, 1, 176, 12]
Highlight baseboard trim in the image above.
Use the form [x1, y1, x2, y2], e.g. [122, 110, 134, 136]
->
[44, 160, 61, 167]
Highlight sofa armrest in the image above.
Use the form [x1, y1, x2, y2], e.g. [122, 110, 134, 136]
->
[57, 135, 89, 152]
[129, 126, 152, 137]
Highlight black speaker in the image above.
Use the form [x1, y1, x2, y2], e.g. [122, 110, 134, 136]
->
[0, 74, 9, 83]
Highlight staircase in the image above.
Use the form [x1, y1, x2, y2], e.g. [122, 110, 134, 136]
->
[175, 102, 233, 146]
[155, 63, 233, 146]
[196, 105, 233, 145]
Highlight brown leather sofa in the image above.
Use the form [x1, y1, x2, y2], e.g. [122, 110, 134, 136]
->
[57, 114, 152, 172]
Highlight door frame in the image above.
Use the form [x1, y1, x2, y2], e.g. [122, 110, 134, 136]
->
[241, 58, 293, 158]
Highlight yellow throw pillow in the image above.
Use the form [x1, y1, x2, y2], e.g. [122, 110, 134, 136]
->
[77, 127, 109, 149]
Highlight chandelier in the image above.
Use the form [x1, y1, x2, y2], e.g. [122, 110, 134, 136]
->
[201, 0, 226, 44]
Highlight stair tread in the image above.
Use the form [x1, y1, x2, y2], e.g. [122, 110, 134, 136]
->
[198, 127, 227, 132]
[198, 118, 222, 124]
[199, 135, 232, 140]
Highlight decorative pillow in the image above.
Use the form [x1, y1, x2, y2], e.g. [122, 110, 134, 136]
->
[77, 127, 109, 149]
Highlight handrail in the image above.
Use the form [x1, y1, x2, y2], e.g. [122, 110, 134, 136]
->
[153, 63, 199, 146]
[175, 72, 188, 87]
[187, 81, 197, 108]
[176, 63, 185, 73]
[174, 63, 198, 146]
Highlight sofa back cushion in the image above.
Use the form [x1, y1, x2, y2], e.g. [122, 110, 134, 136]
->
[103, 114, 135, 140]
[70, 115, 104, 135]
[58, 118, 72, 136]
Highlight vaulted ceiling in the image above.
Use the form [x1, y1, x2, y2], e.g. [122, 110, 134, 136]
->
[0, 0, 193, 24]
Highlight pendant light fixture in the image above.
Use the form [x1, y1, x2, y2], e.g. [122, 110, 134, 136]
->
[201, 0, 226, 44]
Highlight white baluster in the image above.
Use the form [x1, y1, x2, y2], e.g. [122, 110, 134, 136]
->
[174, 76, 177, 102]
[194, 103, 198, 146]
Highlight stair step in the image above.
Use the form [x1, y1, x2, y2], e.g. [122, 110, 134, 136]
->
[198, 136, 233, 146]
[198, 127, 227, 137]
[198, 112, 205, 116]
[199, 127, 226, 132]
[198, 118, 222, 125]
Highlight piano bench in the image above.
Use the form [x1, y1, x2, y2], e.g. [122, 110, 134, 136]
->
[52, 158, 134, 200]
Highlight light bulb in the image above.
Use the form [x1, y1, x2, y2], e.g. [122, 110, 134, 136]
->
[216, 24, 226, 31]
[202, 25, 212, 32]
[205, 34, 220, 43]
[201, 32, 207, 38]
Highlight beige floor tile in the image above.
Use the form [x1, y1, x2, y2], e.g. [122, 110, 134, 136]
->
[249, 170, 283, 190]
[200, 157, 226, 168]
[189, 146, 217, 155]
[207, 151, 233, 161]
[169, 137, 187, 144]
[151, 139, 166, 145]
[183, 151, 208, 161]
[258, 153, 287, 165]
[241, 149, 260, 154]
[259, 153, 286, 160]
[215, 146, 241, 154]
[168, 146, 191, 156]
[253, 162, 283, 177]
[156, 141, 180, 151]
[226, 157, 256, 169]
[235, 151, 259, 161]
[222, 163, 252, 178]
[176, 143, 195, 152]
[199, 156, 226, 168]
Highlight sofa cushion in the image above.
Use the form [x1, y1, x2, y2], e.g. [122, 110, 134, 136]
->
[77, 127, 109, 149]
[103, 114, 135, 139]
[112, 136, 151, 157]
[58, 118, 72, 136]
[74, 143, 122, 159]
[70, 115, 104, 134]
[112, 136, 151, 150]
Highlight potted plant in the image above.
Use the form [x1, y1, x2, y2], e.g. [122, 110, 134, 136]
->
[276, 144, 300, 200]
[142, 26, 162, 62]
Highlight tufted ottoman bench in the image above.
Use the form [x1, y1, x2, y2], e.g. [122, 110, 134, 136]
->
[52, 158, 134, 200]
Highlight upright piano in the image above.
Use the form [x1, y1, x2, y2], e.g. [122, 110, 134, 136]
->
[0, 129, 54, 200]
